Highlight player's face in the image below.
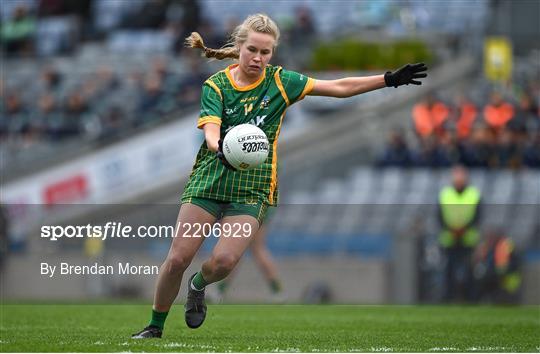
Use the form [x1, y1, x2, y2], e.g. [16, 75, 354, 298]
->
[238, 31, 274, 78]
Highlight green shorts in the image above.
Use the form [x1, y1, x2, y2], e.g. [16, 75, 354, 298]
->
[184, 197, 269, 225]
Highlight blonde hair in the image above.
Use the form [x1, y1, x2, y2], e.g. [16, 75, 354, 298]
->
[185, 13, 280, 60]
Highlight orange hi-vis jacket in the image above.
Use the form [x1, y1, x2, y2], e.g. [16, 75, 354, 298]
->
[412, 102, 450, 137]
[456, 102, 477, 139]
[483, 102, 515, 130]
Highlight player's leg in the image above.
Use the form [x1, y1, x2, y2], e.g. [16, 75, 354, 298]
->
[250, 224, 283, 299]
[153, 203, 217, 311]
[203, 215, 259, 281]
[132, 201, 218, 338]
[185, 203, 265, 328]
[211, 216, 266, 301]
[212, 223, 276, 302]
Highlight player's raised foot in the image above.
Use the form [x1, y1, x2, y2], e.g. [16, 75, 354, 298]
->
[131, 325, 162, 339]
[184, 273, 207, 329]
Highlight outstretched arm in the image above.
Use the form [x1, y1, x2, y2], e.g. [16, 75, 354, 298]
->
[309, 63, 427, 98]
[310, 75, 386, 98]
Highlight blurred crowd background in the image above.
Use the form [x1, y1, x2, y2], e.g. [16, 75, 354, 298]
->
[1, 0, 539, 305]
[2, 0, 538, 171]
[376, 81, 540, 170]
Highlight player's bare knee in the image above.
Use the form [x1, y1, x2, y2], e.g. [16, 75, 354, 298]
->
[211, 253, 238, 276]
[163, 255, 190, 275]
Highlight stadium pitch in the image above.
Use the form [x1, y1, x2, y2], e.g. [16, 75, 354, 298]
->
[0, 304, 538, 352]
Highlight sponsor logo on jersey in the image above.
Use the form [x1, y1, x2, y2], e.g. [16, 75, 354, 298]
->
[240, 96, 258, 103]
[250, 115, 267, 127]
[225, 107, 238, 116]
[224, 115, 267, 133]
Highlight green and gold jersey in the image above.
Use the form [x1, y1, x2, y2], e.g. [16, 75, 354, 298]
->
[182, 63, 315, 206]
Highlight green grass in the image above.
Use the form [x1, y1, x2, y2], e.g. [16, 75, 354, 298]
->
[1, 304, 539, 352]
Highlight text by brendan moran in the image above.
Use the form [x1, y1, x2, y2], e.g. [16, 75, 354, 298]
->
[40, 262, 159, 278]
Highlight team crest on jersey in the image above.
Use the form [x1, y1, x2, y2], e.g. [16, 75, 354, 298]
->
[260, 95, 270, 109]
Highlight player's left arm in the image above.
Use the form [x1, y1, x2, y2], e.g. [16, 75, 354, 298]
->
[309, 63, 428, 98]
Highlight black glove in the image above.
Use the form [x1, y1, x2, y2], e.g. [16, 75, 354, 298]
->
[384, 63, 427, 88]
[216, 139, 237, 171]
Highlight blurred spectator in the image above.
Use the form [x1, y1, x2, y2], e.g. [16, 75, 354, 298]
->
[483, 92, 515, 136]
[67, 0, 93, 23]
[99, 105, 126, 141]
[92, 0, 134, 34]
[168, 0, 202, 54]
[518, 93, 539, 135]
[494, 129, 522, 169]
[192, 20, 224, 50]
[96, 65, 120, 91]
[2, 92, 29, 138]
[121, 0, 168, 29]
[438, 166, 481, 302]
[64, 92, 88, 116]
[152, 57, 173, 82]
[412, 94, 450, 140]
[523, 132, 540, 168]
[412, 136, 452, 167]
[33, 94, 57, 139]
[38, 0, 68, 17]
[473, 230, 522, 303]
[175, 57, 207, 108]
[135, 74, 167, 126]
[1, 5, 36, 56]
[376, 129, 413, 167]
[452, 94, 478, 141]
[62, 91, 88, 135]
[288, 6, 316, 45]
[179, 0, 201, 40]
[36, 66, 63, 95]
[88, 65, 121, 105]
[507, 94, 532, 134]
[457, 126, 493, 167]
[284, 6, 316, 69]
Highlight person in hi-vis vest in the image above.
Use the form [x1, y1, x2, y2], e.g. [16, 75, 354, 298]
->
[438, 165, 482, 302]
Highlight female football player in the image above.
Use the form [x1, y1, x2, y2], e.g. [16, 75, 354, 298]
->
[133, 13, 427, 338]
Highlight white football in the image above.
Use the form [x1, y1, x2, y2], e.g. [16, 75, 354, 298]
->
[222, 124, 269, 171]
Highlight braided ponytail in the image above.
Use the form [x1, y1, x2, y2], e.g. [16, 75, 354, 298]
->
[185, 14, 280, 61]
[184, 32, 239, 60]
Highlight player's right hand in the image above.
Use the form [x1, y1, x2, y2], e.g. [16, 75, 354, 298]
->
[216, 139, 237, 171]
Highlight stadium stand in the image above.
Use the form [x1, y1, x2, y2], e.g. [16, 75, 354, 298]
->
[1, 0, 501, 189]
[269, 168, 540, 251]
